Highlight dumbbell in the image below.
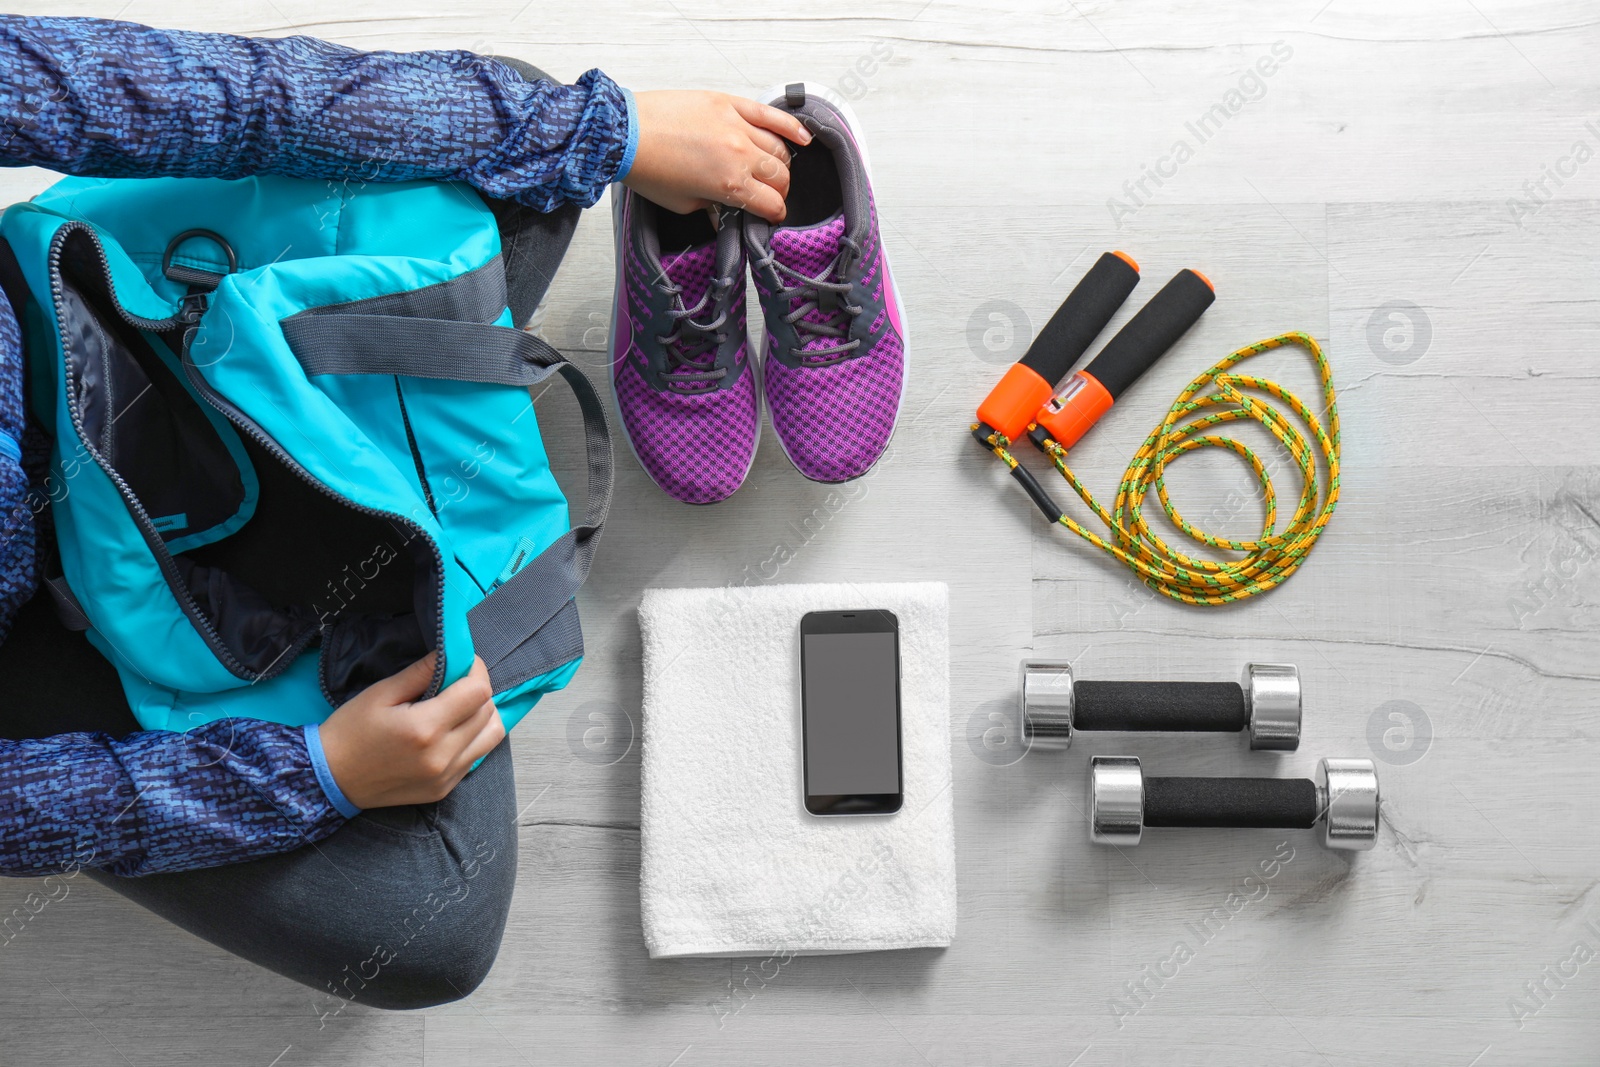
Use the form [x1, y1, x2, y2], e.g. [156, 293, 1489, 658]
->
[1088, 755, 1380, 851]
[1020, 660, 1301, 751]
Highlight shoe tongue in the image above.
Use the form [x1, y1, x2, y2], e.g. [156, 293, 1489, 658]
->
[659, 236, 732, 378]
[769, 213, 847, 279]
[659, 242, 717, 314]
[769, 214, 850, 360]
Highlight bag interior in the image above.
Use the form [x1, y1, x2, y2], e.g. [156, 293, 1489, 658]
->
[57, 246, 247, 539]
[55, 230, 431, 703]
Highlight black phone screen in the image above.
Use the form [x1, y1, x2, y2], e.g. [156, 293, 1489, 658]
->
[800, 610, 903, 816]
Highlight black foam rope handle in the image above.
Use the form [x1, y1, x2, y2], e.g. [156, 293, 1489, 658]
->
[1082, 268, 1215, 400]
[1018, 252, 1140, 386]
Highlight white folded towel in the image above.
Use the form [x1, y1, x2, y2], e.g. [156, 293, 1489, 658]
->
[637, 581, 957, 959]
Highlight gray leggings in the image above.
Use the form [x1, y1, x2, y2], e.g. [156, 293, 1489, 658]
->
[89, 736, 520, 1012]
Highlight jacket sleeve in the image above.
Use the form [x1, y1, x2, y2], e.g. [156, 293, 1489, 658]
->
[0, 14, 636, 211]
[1, 718, 351, 877]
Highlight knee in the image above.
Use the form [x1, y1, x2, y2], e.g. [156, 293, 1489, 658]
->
[344, 911, 508, 1011]
[312, 746, 519, 1011]
[327, 847, 517, 1011]
[353, 954, 500, 1011]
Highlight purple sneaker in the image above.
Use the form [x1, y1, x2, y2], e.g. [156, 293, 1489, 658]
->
[609, 189, 758, 504]
[745, 82, 908, 484]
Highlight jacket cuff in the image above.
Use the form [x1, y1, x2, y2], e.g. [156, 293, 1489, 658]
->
[474, 66, 634, 211]
[302, 723, 362, 818]
[615, 86, 641, 184]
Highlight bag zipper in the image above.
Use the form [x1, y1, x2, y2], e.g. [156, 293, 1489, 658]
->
[46, 222, 449, 702]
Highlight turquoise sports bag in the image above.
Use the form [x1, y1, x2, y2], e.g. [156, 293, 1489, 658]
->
[0, 174, 610, 733]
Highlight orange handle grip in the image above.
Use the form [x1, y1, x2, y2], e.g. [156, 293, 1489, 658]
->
[976, 363, 1055, 444]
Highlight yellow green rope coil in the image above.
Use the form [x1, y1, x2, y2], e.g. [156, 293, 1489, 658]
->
[988, 331, 1339, 605]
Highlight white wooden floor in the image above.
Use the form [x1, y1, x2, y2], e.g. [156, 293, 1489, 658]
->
[5, 1, 1600, 1063]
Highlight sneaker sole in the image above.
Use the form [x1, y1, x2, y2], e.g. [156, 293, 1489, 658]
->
[754, 80, 912, 485]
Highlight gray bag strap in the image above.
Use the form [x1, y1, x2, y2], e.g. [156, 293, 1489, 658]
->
[283, 312, 570, 385]
[280, 275, 613, 694]
[466, 354, 611, 691]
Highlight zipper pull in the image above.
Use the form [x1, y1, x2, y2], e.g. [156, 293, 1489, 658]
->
[177, 290, 210, 325]
[177, 290, 210, 351]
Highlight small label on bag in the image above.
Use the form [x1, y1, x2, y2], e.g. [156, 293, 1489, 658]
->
[491, 535, 539, 590]
[150, 513, 189, 534]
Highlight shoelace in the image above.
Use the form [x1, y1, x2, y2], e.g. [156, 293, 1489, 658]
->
[654, 275, 733, 394]
[759, 234, 864, 365]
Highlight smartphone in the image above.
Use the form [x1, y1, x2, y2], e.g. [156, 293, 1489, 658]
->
[799, 609, 903, 816]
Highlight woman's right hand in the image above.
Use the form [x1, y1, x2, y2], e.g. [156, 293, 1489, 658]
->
[316, 652, 504, 810]
[623, 89, 812, 223]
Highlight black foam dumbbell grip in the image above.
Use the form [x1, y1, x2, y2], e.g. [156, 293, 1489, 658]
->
[1073, 680, 1247, 733]
[1143, 777, 1319, 829]
[1082, 268, 1215, 400]
[1018, 252, 1140, 386]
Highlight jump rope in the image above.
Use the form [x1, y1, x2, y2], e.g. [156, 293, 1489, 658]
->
[973, 252, 1340, 605]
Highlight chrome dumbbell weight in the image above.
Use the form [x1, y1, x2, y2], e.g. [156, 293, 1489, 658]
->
[1021, 661, 1301, 751]
[1088, 755, 1380, 851]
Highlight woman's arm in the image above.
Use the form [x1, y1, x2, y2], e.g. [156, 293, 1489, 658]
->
[0, 14, 632, 212]
[0, 653, 501, 878]
[2, 718, 347, 878]
[0, 15, 811, 221]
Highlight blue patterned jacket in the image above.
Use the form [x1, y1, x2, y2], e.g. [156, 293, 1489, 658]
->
[0, 15, 635, 876]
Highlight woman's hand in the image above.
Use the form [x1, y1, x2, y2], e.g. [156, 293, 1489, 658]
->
[317, 653, 504, 810]
[624, 90, 812, 223]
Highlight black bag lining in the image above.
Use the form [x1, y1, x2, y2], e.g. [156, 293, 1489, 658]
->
[53, 229, 430, 701]
[57, 249, 246, 539]
[183, 430, 430, 702]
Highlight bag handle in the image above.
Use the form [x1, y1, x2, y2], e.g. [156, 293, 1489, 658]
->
[281, 305, 613, 694]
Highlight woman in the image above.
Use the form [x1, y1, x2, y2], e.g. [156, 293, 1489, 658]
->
[0, 13, 807, 1009]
